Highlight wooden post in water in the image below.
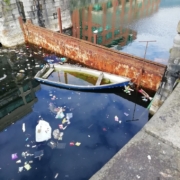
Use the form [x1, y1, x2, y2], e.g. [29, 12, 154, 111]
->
[57, 8, 62, 33]
[58, 71, 61, 82]
[64, 72, 68, 84]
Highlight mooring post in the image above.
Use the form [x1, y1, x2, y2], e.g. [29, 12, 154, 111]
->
[93, 33, 97, 44]
[57, 8, 62, 33]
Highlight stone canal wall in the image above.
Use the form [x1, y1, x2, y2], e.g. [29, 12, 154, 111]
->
[90, 80, 180, 180]
[0, 0, 72, 47]
[0, 0, 114, 47]
[20, 19, 166, 91]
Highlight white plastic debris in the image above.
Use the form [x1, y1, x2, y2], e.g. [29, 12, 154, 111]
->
[124, 112, 129, 116]
[114, 116, 119, 121]
[147, 155, 151, 160]
[22, 123, 25, 132]
[16, 160, 21, 163]
[35, 120, 52, 142]
[54, 173, 59, 178]
[19, 167, 23, 172]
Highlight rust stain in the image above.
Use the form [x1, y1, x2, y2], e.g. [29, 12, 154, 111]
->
[19, 20, 166, 91]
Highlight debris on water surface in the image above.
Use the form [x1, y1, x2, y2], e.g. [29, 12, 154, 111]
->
[53, 129, 64, 140]
[24, 164, 31, 171]
[54, 173, 59, 178]
[34, 150, 44, 158]
[55, 107, 65, 119]
[16, 160, 21, 163]
[102, 128, 107, 131]
[59, 124, 63, 129]
[62, 118, 67, 124]
[88, 124, 93, 129]
[22, 123, 25, 132]
[114, 115, 119, 121]
[18, 167, 23, 172]
[75, 142, 81, 146]
[69, 142, 75, 146]
[124, 112, 129, 116]
[35, 120, 52, 142]
[12, 153, 18, 160]
[47, 140, 56, 149]
[66, 113, 73, 119]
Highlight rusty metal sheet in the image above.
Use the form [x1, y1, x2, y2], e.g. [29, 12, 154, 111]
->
[19, 19, 166, 91]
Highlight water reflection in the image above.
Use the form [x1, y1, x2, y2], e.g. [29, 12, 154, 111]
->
[120, 0, 180, 64]
[0, 45, 45, 131]
[72, 0, 160, 48]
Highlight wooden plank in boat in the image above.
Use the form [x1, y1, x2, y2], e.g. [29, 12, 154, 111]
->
[96, 72, 104, 86]
[42, 68, 54, 79]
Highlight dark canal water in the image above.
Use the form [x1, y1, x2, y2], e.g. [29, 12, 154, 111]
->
[0, 0, 179, 179]
[0, 44, 149, 180]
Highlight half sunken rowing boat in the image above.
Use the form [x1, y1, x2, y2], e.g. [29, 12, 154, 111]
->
[34, 64, 130, 91]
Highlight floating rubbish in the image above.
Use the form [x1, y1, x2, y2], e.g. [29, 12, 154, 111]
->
[32, 145, 36, 148]
[19, 167, 23, 172]
[24, 164, 31, 171]
[16, 160, 21, 163]
[142, 98, 148, 102]
[35, 120, 52, 142]
[49, 103, 58, 114]
[47, 140, 56, 149]
[26, 144, 30, 147]
[53, 129, 64, 140]
[22, 123, 25, 132]
[34, 150, 44, 158]
[55, 108, 64, 119]
[56, 142, 66, 149]
[62, 118, 67, 124]
[119, 120, 122, 123]
[25, 138, 29, 141]
[69, 142, 75, 146]
[147, 155, 151, 160]
[29, 161, 33, 163]
[139, 89, 152, 101]
[88, 135, 90, 137]
[75, 142, 81, 146]
[54, 173, 59, 179]
[59, 124, 63, 129]
[114, 116, 119, 121]
[12, 153, 18, 160]
[66, 113, 73, 119]
[68, 97, 71, 100]
[51, 96, 56, 100]
[63, 126, 67, 130]
[22, 152, 26, 158]
[124, 112, 129, 116]
[88, 124, 93, 129]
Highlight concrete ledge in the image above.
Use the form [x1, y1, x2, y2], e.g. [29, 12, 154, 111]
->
[90, 83, 180, 180]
